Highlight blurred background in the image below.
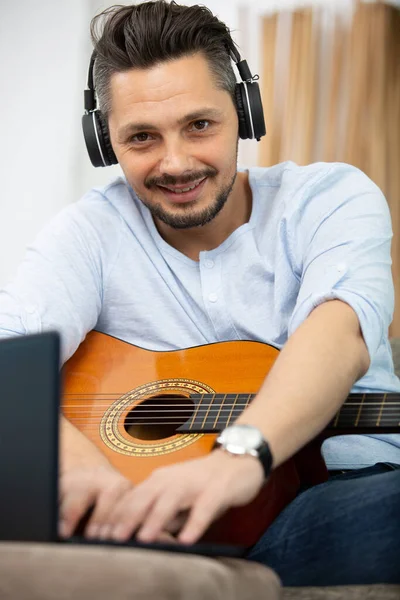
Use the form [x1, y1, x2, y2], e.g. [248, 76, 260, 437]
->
[0, 0, 399, 334]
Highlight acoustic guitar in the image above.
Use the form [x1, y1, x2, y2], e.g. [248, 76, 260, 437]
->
[62, 331, 399, 547]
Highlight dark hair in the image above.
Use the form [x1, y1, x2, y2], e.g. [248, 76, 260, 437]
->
[90, 1, 237, 117]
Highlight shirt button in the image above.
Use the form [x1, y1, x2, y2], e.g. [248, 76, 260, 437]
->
[208, 292, 218, 303]
[204, 259, 214, 269]
[337, 263, 346, 273]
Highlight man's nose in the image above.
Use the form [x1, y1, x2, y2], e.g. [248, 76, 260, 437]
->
[158, 137, 194, 177]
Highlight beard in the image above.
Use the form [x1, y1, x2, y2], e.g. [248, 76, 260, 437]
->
[135, 167, 237, 230]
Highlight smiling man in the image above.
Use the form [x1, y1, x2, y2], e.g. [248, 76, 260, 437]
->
[109, 53, 248, 254]
[1, 0, 400, 587]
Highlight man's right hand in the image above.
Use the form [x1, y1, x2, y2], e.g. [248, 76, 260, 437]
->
[59, 418, 178, 543]
[60, 417, 133, 538]
[59, 463, 180, 544]
[59, 464, 132, 539]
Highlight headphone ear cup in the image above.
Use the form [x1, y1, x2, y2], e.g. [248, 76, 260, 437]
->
[235, 83, 251, 140]
[97, 113, 118, 166]
[82, 110, 118, 167]
[245, 81, 266, 140]
[82, 112, 103, 167]
[235, 82, 266, 141]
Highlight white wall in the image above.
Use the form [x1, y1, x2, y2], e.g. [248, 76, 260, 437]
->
[0, 0, 89, 286]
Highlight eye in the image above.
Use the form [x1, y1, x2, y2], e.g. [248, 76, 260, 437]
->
[190, 120, 210, 132]
[131, 132, 151, 143]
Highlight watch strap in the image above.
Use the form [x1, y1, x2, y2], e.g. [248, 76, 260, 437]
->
[212, 436, 273, 479]
[257, 440, 273, 478]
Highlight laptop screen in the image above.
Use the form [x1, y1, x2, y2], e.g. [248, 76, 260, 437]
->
[0, 332, 60, 542]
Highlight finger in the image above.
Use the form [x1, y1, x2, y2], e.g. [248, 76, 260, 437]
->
[164, 511, 189, 535]
[108, 487, 159, 542]
[60, 488, 98, 538]
[156, 531, 178, 544]
[136, 491, 187, 542]
[85, 479, 132, 538]
[58, 470, 79, 504]
[178, 492, 227, 545]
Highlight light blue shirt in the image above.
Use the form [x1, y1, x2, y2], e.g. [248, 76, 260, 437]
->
[1, 161, 399, 469]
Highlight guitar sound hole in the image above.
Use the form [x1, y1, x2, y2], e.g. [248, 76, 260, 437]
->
[124, 395, 194, 440]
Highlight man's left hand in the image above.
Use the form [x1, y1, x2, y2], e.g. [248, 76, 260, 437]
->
[90, 449, 265, 545]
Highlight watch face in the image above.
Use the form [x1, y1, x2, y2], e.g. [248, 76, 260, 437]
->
[221, 424, 263, 451]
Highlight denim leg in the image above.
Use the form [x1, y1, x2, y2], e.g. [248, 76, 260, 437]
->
[245, 463, 400, 586]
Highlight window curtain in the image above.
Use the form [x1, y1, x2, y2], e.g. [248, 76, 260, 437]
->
[259, 2, 400, 337]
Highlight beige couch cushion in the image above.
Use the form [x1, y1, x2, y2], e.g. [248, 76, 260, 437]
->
[0, 542, 281, 600]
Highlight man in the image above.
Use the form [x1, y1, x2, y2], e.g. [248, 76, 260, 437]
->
[1, 0, 399, 586]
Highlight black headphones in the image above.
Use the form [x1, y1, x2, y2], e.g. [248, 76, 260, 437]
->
[82, 45, 266, 168]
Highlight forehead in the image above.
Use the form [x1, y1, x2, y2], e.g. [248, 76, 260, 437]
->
[108, 53, 233, 128]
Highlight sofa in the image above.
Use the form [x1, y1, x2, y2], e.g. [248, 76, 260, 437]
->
[0, 340, 399, 600]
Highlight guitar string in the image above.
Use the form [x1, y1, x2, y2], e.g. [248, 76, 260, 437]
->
[61, 413, 400, 417]
[56, 422, 400, 428]
[62, 402, 400, 425]
[60, 401, 400, 409]
[60, 395, 400, 425]
[59, 398, 400, 406]
[60, 394, 400, 406]
[60, 418, 400, 422]
[61, 413, 399, 425]
[61, 394, 400, 399]
[62, 413, 400, 424]
[61, 392, 400, 402]
[60, 403, 400, 410]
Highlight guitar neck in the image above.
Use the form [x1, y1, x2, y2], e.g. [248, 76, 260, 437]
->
[325, 392, 400, 435]
[177, 392, 400, 435]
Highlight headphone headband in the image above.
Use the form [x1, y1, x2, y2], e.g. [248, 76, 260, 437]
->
[84, 52, 97, 112]
[82, 44, 266, 167]
[227, 44, 258, 83]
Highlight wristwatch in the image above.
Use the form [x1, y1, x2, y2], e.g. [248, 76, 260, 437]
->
[213, 424, 273, 479]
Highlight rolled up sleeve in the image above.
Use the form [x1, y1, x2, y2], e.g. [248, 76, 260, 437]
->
[288, 164, 394, 363]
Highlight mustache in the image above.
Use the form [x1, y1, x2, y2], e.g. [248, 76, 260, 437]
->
[145, 168, 217, 189]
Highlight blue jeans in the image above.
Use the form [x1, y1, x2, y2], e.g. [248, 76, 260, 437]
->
[246, 463, 400, 586]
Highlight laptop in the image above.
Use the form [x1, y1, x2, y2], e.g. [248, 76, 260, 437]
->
[0, 332, 245, 557]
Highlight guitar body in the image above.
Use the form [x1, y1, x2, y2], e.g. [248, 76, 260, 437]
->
[62, 331, 326, 546]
